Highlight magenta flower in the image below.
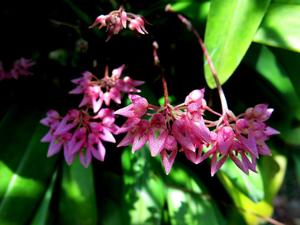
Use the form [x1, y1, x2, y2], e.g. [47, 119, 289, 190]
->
[90, 6, 148, 40]
[203, 104, 279, 176]
[70, 65, 144, 113]
[41, 108, 119, 167]
[115, 89, 216, 174]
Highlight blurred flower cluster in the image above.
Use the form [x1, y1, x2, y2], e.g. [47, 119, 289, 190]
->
[0, 58, 34, 81]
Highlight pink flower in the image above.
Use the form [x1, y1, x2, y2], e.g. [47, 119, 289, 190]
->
[41, 108, 119, 167]
[115, 89, 214, 174]
[114, 94, 148, 118]
[90, 6, 148, 40]
[117, 120, 149, 152]
[148, 113, 168, 156]
[70, 65, 144, 113]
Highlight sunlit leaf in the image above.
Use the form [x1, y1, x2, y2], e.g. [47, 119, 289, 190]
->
[219, 160, 264, 203]
[259, 152, 287, 203]
[218, 173, 273, 225]
[59, 158, 97, 225]
[0, 107, 57, 225]
[121, 148, 166, 225]
[204, 0, 271, 88]
[166, 164, 224, 225]
[254, 3, 300, 52]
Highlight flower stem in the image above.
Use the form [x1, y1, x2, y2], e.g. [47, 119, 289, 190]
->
[152, 41, 169, 106]
[166, 6, 229, 114]
[104, 65, 109, 78]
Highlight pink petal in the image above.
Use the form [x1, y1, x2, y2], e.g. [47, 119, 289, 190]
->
[47, 139, 62, 157]
[148, 129, 168, 156]
[217, 126, 234, 155]
[161, 149, 177, 175]
[172, 118, 195, 152]
[264, 127, 280, 136]
[132, 133, 148, 153]
[230, 153, 249, 174]
[114, 104, 135, 117]
[211, 153, 228, 176]
[116, 117, 140, 134]
[99, 127, 116, 143]
[41, 131, 52, 142]
[64, 145, 75, 165]
[258, 142, 272, 156]
[80, 150, 92, 168]
[112, 64, 125, 79]
[117, 132, 134, 147]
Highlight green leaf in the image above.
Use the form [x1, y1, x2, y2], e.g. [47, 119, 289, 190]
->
[170, 1, 210, 22]
[245, 45, 300, 115]
[59, 158, 97, 225]
[218, 150, 286, 225]
[204, 0, 271, 88]
[166, 164, 224, 225]
[121, 148, 166, 225]
[96, 171, 124, 225]
[219, 160, 264, 203]
[30, 171, 58, 225]
[254, 3, 300, 52]
[218, 172, 273, 225]
[259, 152, 287, 203]
[0, 107, 58, 225]
[245, 45, 300, 145]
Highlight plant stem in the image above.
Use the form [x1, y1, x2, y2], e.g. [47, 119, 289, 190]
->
[166, 6, 229, 114]
[152, 41, 169, 106]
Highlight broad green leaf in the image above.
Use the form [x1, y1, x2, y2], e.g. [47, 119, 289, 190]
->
[30, 171, 57, 225]
[166, 164, 224, 225]
[204, 0, 271, 88]
[121, 148, 166, 225]
[219, 150, 286, 225]
[0, 107, 58, 225]
[59, 158, 97, 225]
[219, 160, 264, 203]
[218, 173, 273, 225]
[259, 152, 287, 203]
[254, 3, 300, 52]
[270, 48, 300, 101]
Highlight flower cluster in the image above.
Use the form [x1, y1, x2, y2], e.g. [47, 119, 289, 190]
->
[90, 6, 148, 40]
[41, 65, 144, 167]
[0, 58, 34, 81]
[69, 65, 144, 113]
[114, 90, 279, 175]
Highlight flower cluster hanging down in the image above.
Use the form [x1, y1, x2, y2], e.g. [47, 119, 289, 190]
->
[114, 89, 279, 175]
[90, 6, 148, 41]
[41, 65, 144, 167]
